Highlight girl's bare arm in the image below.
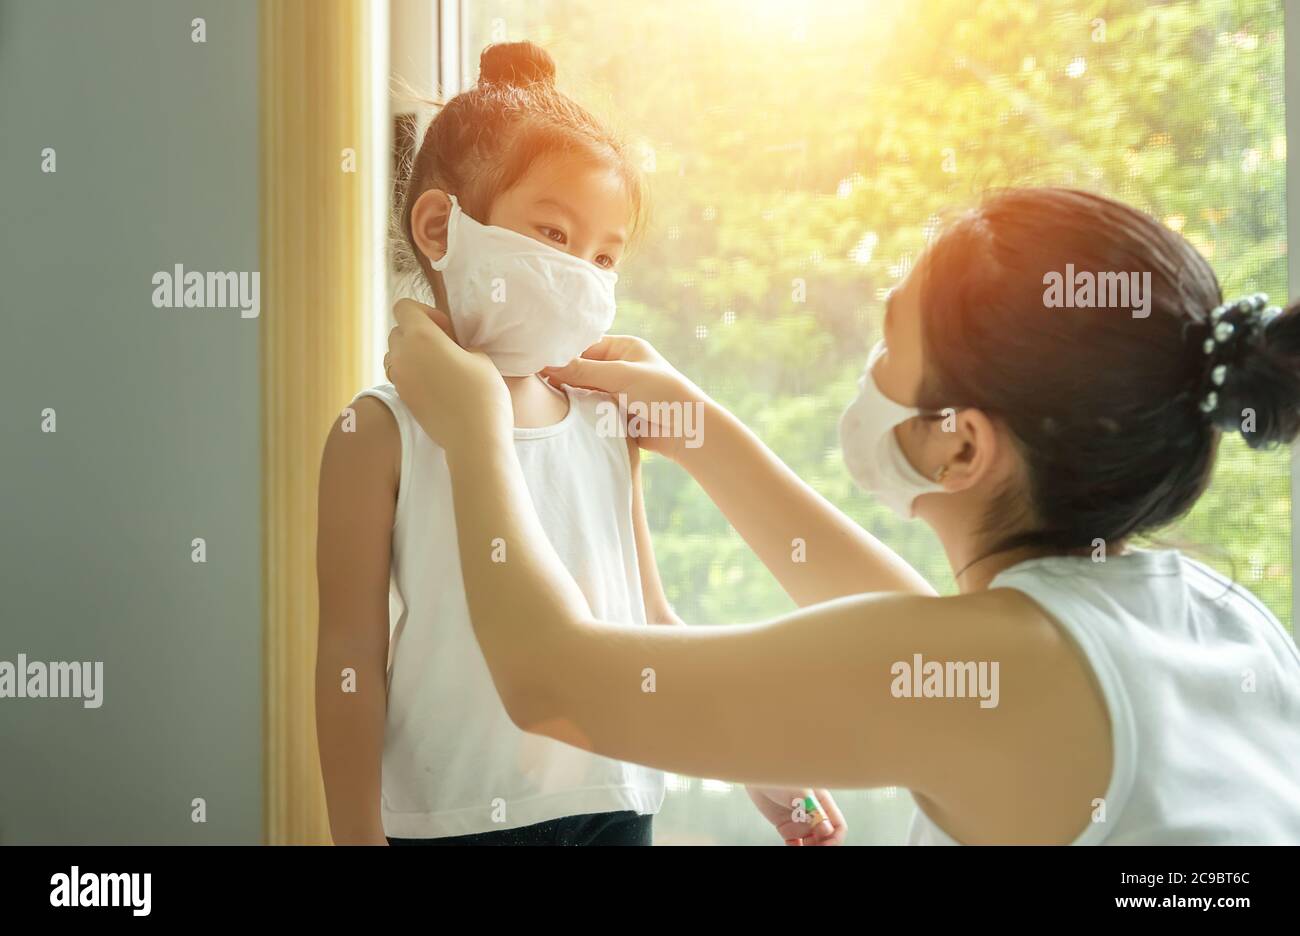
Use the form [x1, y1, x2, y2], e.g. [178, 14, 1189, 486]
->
[315, 398, 398, 845]
[626, 439, 683, 626]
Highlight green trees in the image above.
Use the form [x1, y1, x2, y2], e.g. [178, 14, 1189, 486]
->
[466, 0, 1290, 627]
[466, 0, 1289, 845]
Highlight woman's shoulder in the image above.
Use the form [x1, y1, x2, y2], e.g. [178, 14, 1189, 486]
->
[848, 588, 1078, 664]
[945, 587, 1074, 653]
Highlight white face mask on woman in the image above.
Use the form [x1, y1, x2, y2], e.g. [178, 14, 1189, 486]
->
[839, 340, 945, 518]
[428, 194, 618, 376]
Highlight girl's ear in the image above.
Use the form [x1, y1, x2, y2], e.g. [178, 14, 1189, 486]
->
[410, 189, 453, 262]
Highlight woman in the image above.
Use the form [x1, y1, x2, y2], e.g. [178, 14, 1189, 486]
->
[384, 187, 1300, 844]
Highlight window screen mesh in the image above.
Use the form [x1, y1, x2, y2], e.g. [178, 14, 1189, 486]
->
[463, 0, 1290, 844]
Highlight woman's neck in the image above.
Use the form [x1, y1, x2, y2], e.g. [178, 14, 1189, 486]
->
[950, 544, 1055, 592]
[926, 504, 1062, 593]
[943, 530, 1116, 592]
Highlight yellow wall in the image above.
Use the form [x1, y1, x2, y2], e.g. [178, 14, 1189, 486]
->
[260, 0, 384, 844]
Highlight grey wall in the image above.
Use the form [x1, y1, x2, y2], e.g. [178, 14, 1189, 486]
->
[0, 0, 262, 843]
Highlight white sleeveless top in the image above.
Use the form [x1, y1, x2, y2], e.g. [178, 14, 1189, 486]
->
[909, 549, 1300, 845]
[354, 383, 665, 838]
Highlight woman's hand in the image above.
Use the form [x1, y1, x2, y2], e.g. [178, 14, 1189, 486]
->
[745, 787, 847, 845]
[541, 336, 706, 462]
[386, 299, 512, 454]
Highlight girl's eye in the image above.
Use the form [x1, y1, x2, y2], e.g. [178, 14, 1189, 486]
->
[539, 226, 566, 244]
[595, 255, 614, 269]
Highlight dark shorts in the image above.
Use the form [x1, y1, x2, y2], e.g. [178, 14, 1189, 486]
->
[387, 810, 653, 846]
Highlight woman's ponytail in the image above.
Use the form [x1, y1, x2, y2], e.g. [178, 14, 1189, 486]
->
[1208, 298, 1300, 450]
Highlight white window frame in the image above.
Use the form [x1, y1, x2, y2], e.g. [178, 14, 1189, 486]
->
[377, 1, 464, 385]
[440, 0, 464, 97]
[1285, 0, 1299, 636]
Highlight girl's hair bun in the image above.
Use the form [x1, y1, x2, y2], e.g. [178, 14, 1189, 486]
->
[479, 41, 556, 89]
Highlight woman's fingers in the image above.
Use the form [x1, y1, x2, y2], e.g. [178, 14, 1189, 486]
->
[579, 334, 649, 362]
[388, 300, 456, 393]
[575, 335, 619, 362]
[391, 299, 456, 347]
[384, 299, 512, 450]
[393, 298, 439, 332]
[390, 300, 459, 366]
[806, 789, 847, 845]
[541, 356, 633, 393]
[421, 302, 456, 342]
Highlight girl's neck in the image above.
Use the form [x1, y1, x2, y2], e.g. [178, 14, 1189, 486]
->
[425, 277, 568, 429]
[503, 373, 570, 429]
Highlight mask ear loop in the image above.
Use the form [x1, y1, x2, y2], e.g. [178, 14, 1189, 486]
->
[420, 194, 459, 343]
[428, 193, 461, 273]
[899, 409, 953, 484]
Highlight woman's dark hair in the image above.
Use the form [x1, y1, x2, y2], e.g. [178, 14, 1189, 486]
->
[916, 187, 1300, 553]
[397, 41, 645, 278]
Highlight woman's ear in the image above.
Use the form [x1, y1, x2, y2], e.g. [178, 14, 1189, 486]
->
[933, 408, 1003, 494]
[410, 189, 453, 263]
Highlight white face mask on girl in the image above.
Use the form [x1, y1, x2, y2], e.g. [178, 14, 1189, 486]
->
[427, 194, 618, 376]
[838, 340, 946, 519]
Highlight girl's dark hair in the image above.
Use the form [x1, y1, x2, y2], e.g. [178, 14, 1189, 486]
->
[916, 187, 1300, 553]
[397, 41, 645, 278]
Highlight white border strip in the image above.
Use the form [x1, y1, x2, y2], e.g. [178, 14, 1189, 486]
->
[1286, 1, 1299, 637]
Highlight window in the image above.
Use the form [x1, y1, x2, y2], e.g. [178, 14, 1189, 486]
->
[460, 0, 1290, 844]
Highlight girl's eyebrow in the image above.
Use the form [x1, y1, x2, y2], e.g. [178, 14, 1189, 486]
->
[533, 196, 575, 217]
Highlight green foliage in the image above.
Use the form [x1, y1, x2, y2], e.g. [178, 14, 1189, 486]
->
[471, 0, 1289, 629]
[467, 0, 1290, 845]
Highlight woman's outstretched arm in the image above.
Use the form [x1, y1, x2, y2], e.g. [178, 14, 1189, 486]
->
[385, 300, 1110, 843]
[438, 413, 1104, 836]
[542, 337, 934, 606]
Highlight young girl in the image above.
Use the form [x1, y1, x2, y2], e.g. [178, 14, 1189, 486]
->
[316, 42, 840, 846]
[387, 186, 1300, 845]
